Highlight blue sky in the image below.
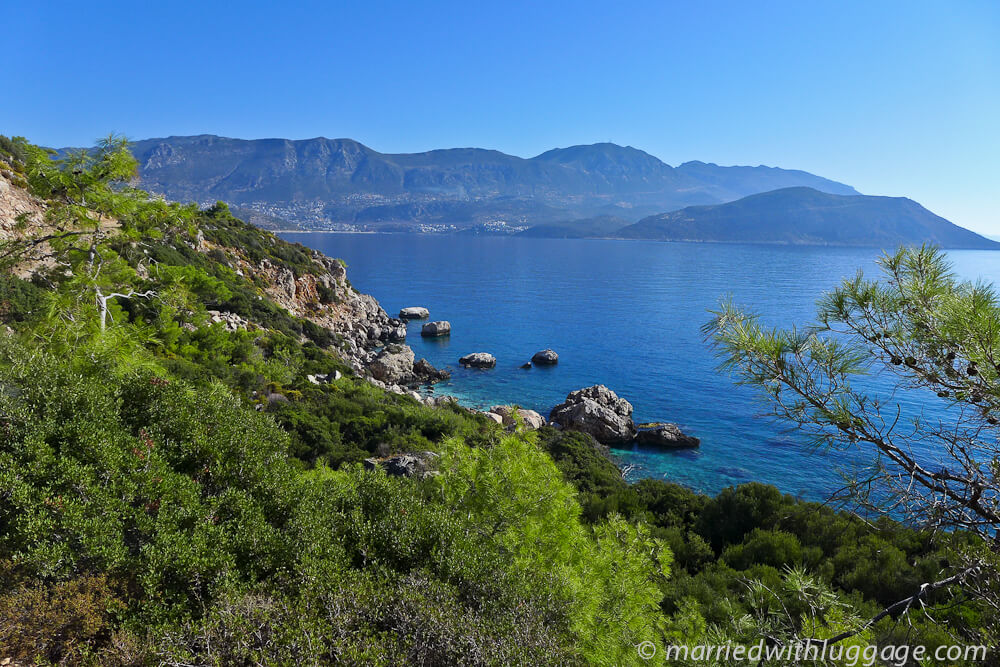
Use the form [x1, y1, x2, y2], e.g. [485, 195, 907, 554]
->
[4, 1, 998, 234]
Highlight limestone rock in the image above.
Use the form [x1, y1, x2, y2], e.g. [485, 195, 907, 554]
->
[207, 310, 249, 331]
[548, 385, 636, 445]
[399, 306, 430, 319]
[307, 371, 342, 385]
[369, 345, 416, 384]
[459, 352, 496, 369]
[421, 320, 451, 337]
[518, 409, 546, 430]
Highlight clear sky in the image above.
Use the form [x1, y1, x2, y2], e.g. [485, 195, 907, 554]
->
[4, 1, 998, 234]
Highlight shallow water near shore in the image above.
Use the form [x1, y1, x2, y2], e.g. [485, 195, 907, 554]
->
[282, 232, 1000, 500]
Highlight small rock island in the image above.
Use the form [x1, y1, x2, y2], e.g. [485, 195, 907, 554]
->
[549, 384, 698, 449]
[531, 349, 559, 365]
[459, 352, 496, 369]
[399, 306, 430, 320]
[421, 320, 451, 337]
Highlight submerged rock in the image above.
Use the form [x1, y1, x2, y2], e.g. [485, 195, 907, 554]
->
[459, 352, 496, 369]
[399, 306, 430, 320]
[421, 320, 451, 337]
[520, 362, 532, 369]
[531, 349, 559, 365]
[636, 423, 700, 449]
[549, 384, 636, 445]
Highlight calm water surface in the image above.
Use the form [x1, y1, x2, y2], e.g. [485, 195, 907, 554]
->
[282, 233, 1000, 500]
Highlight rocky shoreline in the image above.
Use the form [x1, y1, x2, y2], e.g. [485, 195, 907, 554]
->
[258, 257, 699, 455]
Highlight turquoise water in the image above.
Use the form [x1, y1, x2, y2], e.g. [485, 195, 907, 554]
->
[282, 233, 1000, 500]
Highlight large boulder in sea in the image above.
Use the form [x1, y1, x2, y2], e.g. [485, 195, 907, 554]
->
[399, 307, 430, 320]
[459, 352, 496, 369]
[368, 344, 416, 384]
[549, 385, 636, 445]
[421, 321, 451, 337]
[531, 349, 559, 365]
[636, 423, 700, 449]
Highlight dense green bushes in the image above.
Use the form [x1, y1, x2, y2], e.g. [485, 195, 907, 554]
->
[537, 426, 985, 654]
[0, 338, 671, 664]
[271, 379, 495, 466]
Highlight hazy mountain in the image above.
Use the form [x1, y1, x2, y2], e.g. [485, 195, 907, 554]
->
[617, 187, 999, 249]
[123, 135, 859, 229]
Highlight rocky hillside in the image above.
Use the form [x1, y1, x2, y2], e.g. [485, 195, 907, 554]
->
[0, 167, 444, 391]
[0, 166, 53, 276]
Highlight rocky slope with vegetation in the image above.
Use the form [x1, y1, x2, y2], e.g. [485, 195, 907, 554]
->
[0, 135, 995, 665]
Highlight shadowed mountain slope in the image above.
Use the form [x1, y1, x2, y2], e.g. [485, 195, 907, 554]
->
[617, 187, 998, 249]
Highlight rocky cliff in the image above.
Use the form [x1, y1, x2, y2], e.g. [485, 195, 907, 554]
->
[0, 171, 52, 276]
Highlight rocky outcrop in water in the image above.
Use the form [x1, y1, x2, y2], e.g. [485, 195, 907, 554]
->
[636, 423, 700, 449]
[459, 353, 496, 369]
[421, 321, 451, 337]
[531, 349, 559, 365]
[549, 385, 637, 445]
[399, 307, 429, 319]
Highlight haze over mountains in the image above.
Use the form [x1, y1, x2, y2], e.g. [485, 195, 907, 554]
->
[119, 134, 996, 248]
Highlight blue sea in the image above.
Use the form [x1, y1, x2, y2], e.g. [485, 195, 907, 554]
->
[282, 233, 1000, 501]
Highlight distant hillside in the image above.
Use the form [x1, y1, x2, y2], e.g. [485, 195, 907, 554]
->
[518, 215, 630, 239]
[617, 187, 999, 249]
[120, 135, 859, 230]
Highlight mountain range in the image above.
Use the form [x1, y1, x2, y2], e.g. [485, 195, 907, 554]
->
[109, 135, 995, 248]
[126, 135, 858, 229]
